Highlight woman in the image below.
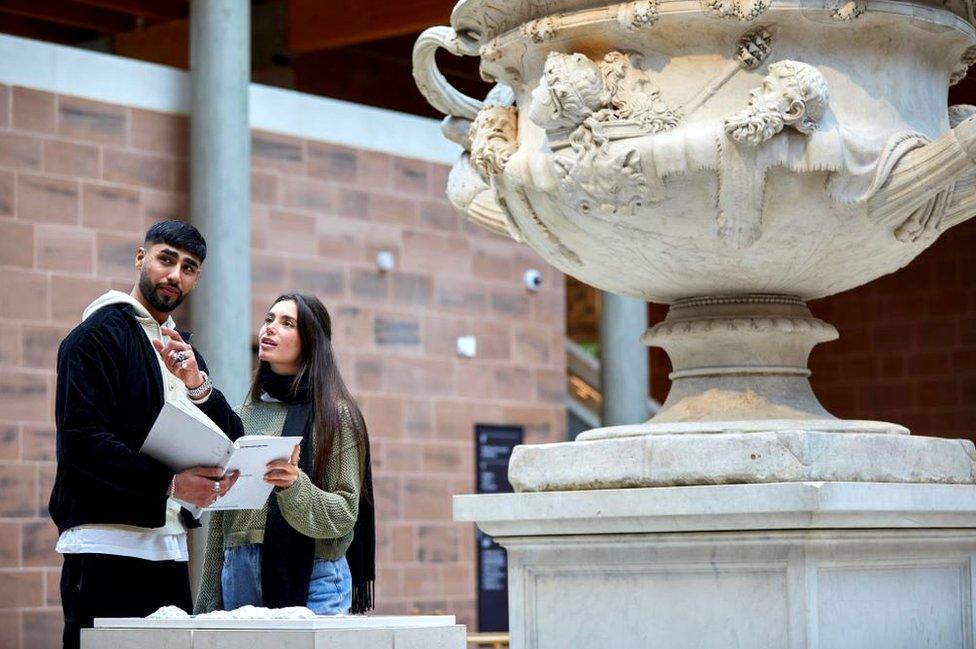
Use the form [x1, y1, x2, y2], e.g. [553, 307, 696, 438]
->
[195, 293, 374, 615]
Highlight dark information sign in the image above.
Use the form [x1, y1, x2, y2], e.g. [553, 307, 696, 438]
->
[475, 424, 523, 633]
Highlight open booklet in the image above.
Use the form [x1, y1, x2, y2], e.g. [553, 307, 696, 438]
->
[140, 401, 301, 514]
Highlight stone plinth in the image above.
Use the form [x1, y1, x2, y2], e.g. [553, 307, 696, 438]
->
[509, 429, 976, 492]
[82, 615, 466, 649]
[455, 483, 976, 648]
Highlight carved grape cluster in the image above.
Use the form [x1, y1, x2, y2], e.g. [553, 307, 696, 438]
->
[702, 0, 772, 21]
[735, 27, 773, 70]
[616, 0, 660, 30]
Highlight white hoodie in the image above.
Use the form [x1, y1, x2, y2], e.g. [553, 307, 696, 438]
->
[55, 290, 190, 561]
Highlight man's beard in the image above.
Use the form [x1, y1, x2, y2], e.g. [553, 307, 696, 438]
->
[724, 106, 784, 145]
[138, 269, 184, 313]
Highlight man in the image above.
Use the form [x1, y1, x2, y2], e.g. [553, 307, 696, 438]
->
[723, 59, 830, 146]
[50, 220, 244, 649]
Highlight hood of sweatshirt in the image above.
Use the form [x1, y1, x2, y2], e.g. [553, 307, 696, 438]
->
[81, 290, 175, 332]
[81, 290, 153, 322]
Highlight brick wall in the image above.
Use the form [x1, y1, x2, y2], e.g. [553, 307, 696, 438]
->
[0, 85, 566, 648]
[649, 219, 976, 444]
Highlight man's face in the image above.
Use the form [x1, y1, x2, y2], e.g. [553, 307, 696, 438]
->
[747, 71, 792, 117]
[528, 54, 603, 131]
[135, 242, 201, 314]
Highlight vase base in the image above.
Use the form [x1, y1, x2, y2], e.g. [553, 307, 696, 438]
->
[509, 428, 976, 492]
[577, 417, 907, 440]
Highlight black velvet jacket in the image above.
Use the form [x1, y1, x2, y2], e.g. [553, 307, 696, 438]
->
[50, 303, 244, 533]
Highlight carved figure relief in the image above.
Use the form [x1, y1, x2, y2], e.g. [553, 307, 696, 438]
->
[682, 26, 774, 119]
[553, 127, 649, 216]
[616, 0, 659, 29]
[602, 52, 681, 132]
[527, 50, 680, 215]
[826, 0, 866, 20]
[725, 60, 830, 145]
[718, 61, 830, 248]
[529, 51, 680, 134]
[701, 0, 771, 20]
[875, 104, 976, 243]
[950, 46, 976, 86]
[469, 105, 519, 178]
[528, 53, 609, 131]
[438, 83, 521, 242]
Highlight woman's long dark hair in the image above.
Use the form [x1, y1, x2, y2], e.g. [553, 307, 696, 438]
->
[248, 293, 369, 488]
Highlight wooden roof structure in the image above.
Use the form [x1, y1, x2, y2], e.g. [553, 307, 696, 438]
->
[0, 0, 489, 117]
[0, 0, 973, 115]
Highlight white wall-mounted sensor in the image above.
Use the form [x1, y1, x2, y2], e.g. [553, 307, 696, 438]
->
[524, 268, 543, 292]
[376, 250, 396, 272]
[456, 335, 477, 358]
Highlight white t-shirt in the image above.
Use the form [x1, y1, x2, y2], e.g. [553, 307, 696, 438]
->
[57, 303, 200, 562]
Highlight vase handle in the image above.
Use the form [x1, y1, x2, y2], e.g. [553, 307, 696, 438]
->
[412, 26, 484, 120]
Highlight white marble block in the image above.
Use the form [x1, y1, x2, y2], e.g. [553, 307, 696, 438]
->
[457, 483, 976, 648]
[81, 616, 466, 649]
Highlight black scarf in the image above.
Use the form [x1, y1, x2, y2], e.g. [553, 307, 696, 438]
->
[258, 366, 375, 614]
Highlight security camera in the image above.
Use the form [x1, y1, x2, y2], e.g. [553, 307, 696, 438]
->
[524, 269, 543, 292]
[376, 250, 395, 272]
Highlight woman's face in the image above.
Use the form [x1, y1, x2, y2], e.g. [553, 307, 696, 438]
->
[258, 299, 302, 375]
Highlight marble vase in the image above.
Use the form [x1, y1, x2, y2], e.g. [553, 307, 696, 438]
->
[414, 0, 976, 646]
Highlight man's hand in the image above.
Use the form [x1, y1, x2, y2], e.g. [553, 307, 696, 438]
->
[172, 467, 239, 507]
[265, 444, 301, 490]
[152, 327, 205, 390]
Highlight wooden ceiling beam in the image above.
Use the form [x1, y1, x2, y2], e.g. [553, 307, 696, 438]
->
[0, 11, 98, 44]
[113, 18, 189, 69]
[286, 0, 455, 53]
[0, 0, 137, 34]
[72, 0, 188, 23]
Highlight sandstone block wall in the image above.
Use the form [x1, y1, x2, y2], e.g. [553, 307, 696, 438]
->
[0, 84, 567, 648]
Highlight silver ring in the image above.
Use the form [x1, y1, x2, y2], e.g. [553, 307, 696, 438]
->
[212, 481, 221, 493]
[180, 361, 188, 370]
[174, 351, 187, 363]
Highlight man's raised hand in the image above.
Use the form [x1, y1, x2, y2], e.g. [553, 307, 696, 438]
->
[152, 327, 205, 390]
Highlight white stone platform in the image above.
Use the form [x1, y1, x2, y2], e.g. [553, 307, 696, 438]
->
[82, 615, 466, 649]
[508, 430, 976, 492]
[456, 483, 976, 649]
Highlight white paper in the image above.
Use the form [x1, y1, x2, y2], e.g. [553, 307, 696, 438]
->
[207, 435, 302, 510]
[140, 401, 234, 472]
[141, 403, 304, 512]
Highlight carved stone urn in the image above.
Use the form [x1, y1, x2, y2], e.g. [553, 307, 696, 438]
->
[415, 0, 976, 489]
[417, 2, 976, 645]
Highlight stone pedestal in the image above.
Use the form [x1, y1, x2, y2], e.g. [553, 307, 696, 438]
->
[82, 615, 466, 649]
[456, 483, 976, 648]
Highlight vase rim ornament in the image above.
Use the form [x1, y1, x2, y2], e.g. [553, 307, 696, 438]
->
[450, 0, 976, 48]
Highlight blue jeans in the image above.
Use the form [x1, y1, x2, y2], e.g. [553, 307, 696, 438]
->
[221, 544, 352, 615]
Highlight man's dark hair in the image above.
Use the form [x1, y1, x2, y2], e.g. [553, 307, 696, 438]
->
[144, 220, 207, 262]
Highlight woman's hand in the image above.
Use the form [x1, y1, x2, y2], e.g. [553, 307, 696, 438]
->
[152, 326, 205, 390]
[265, 444, 301, 489]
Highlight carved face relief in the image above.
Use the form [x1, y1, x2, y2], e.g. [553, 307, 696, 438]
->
[528, 52, 608, 131]
[601, 51, 679, 133]
[555, 146, 648, 216]
[553, 127, 650, 217]
[725, 60, 829, 145]
[469, 105, 519, 178]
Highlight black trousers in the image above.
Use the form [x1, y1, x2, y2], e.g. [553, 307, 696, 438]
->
[60, 553, 191, 649]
